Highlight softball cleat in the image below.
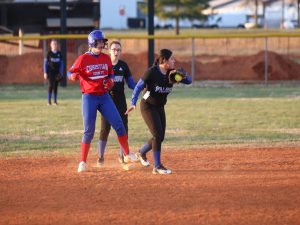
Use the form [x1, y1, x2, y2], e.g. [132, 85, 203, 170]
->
[123, 152, 139, 163]
[77, 161, 88, 172]
[118, 155, 124, 164]
[121, 163, 135, 171]
[96, 157, 104, 167]
[135, 152, 150, 167]
[152, 165, 172, 175]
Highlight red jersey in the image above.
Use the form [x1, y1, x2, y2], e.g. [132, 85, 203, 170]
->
[69, 52, 113, 95]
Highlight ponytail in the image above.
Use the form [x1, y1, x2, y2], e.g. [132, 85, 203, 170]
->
[153, 49, 172, 66]
[154, 58, 160, 66]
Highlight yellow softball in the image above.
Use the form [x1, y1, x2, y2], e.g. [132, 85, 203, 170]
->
[174, 74, 182, 82]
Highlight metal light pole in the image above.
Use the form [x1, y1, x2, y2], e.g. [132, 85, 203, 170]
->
[99, 0, 101, 28]
[60, 0, 67, 87]
[297, 0, 300, 28]
[254, 0, 258, 27]
[281, 0, 285, 28]
[148, 0, 154, 67]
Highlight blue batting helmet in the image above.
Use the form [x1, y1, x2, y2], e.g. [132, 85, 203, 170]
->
[88, 30, 108, 48]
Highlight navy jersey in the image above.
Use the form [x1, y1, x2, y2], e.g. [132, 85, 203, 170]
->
[46, 51, 63, 74]
[141, 66, 173, 107]
[131, 66, 192, 107]
[111, 60, 131, 95]
[110, 60, 134, 95]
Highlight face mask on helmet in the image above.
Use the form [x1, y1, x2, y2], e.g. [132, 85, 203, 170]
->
[88, 30, 108, 49]
[93, 39, 108, 49]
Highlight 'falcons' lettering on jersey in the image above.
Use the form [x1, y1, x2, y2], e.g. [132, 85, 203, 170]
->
[155, 86, 172, 93]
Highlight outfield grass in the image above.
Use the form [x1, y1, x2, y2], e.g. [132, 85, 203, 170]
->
[0, 84, 299, 156]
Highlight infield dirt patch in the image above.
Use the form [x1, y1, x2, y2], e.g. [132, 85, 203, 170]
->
[1, 147, 299, 225]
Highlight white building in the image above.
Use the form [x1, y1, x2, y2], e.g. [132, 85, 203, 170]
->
[100, 0, 141, 29]
[203, 0, 299, 28]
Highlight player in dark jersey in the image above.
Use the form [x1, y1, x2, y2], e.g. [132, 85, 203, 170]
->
[97, 41, 136, 166]
[67, 30, 138, 173]
[43, 39, 64, 105]
[126, 49, 192, 175]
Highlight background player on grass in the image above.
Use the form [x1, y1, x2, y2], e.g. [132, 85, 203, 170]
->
[43, 39, 64, 105]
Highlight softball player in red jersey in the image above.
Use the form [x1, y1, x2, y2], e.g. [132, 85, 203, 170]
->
[68, 30, 138, 172]
[126, 49, 192, 174]
[97, 41, 136, 166]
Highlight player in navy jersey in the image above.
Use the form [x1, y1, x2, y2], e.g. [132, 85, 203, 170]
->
[97, 41, 136, 166]
[43, 39, 64, 105]
[67, 30, 138, 173]
[126, 49, 192, 175]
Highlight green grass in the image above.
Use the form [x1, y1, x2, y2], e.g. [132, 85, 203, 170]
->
[0, 84, 300, 156]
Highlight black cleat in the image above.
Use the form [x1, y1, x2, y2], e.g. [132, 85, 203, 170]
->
[97, 156, 104, 167]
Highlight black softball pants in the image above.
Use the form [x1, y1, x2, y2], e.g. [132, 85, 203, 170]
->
[140, 99, 166, 153]
[48, 75, 59, 98]
[99, 94, 128, 141]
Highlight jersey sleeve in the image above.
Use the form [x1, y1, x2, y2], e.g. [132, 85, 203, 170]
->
[123, 62, 136, 89]
[123, 62, 131, 79]
[141, 68, 152, 84]
[126, 76, 136, 90]
[107, 56, 114, 78]
[68, 55, 83, 74]
[130, 78, 145, 106]
[43, 58, 48, 74]
[43, 52, 49, 74]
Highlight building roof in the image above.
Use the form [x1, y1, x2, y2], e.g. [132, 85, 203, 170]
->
[0, 0, 99, 4]
[203, 0, 287, 15]
[208, 0, 242, 9]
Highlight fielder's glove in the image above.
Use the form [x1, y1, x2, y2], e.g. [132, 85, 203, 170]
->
[168, 68, 188, 84]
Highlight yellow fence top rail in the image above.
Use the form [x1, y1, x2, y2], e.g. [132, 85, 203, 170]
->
[1, 30, 300, 41]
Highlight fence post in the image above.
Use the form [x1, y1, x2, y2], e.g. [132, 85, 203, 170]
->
[264, 37, 268, 87]
[43, 40, 47, 86]
[287, 36, 290, 55]
[191, 37, 195, 85]
[18, 28, 23, 55]
[60, 0, 67, 87]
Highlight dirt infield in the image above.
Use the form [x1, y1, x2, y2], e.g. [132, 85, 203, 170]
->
[0, 147, 299, 225]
